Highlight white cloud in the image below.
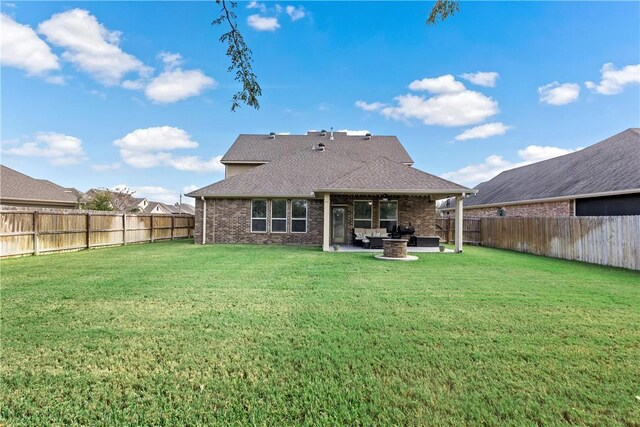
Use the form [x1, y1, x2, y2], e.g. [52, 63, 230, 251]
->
[3, 132, 87, 165]
[158, 51, 182, 70]
[91, 162, 120, 172]
[0, 13, 60, 75]
[338, 129, 371, 136]
[460, 71, 499, 88]
[286, 5, 306, 21]
[585, 63, 640, 95]
[408, 74, 466, 94]
[145, 69, 216, 104]
[113, 185, 179, 205]
[442, 145, 578, 187]
[45, 75, 66, 85]
[517, 145, 576, 163]
[455, 122, 512, 141]
[247, 1, 267, 13]
[247, 14, 280, 31]
[364, 75, 499, 127]
[355, 100, 387, 112]
[538, 82, 580, 105]
[113, 126, 224, 173]
[37, 9, 150, 86]
[183, 184, 199, 194]
[380, 91, 499, 127]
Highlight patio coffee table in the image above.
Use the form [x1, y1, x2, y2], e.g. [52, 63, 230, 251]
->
[367, 236, 387, 249]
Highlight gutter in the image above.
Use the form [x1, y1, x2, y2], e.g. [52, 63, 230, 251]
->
[200, 196, 206, 245]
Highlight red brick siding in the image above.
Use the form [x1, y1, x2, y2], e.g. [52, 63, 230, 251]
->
[464, 200, 574, 218]
[195, 195, 437, 246]
[196, 198, 323, 245]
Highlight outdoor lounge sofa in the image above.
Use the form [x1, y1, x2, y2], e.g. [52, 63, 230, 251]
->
[352, 228, 389, 247]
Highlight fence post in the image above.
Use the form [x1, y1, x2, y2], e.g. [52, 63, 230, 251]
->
[123, 213, 127, 245]
[33, 211, 39, 255]
[150, 215, 154, 243]
[86, 213, 91, 249]
[446, 218, 451, 243]
[171, 216, 175, 240]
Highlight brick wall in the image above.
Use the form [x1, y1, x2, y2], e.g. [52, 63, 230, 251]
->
[464, 200, 574, 218]
[196, 198, 323, 245]
[195, 195, 437, 246]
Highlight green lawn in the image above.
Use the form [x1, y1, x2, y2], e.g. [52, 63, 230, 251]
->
[1, 241, 639, 426]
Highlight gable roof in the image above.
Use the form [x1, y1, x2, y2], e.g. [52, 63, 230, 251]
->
[189, 145, 470, 198]
[465, 128, 640, 207]
[0, 165, 78, 205]
[221, 132, 414, 165]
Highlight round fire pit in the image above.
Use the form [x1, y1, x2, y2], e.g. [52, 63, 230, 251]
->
[375, 239, 418, 261]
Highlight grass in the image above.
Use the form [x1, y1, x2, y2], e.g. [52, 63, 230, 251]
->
[1, 240, 639, 426]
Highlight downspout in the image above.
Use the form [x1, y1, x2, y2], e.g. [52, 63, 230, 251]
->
[200, 196, 206, 245]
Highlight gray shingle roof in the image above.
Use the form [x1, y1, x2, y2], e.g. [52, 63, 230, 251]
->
[0, 165, 78, 204]
[188, 146, 471, 198]
[221, 133, 414, 164]
[319, 157, 469, 193]
[465, 128, 640, 207]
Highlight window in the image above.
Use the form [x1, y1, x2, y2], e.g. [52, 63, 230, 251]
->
[291, 199, 307, 233]
[251, 200, 267, 232]
[271, 199, 287, 233]
[353, 200, 372, 228]
[379, 201, 398, 232]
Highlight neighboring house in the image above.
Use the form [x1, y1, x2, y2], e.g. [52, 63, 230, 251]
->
[187, 131, 473, 251]
[462, 128, 640, 217]
[127, 197, 148, 213]
[0, 165, 79, 209]
[169, 203, 195, 215]
[144, 201, 174, 214]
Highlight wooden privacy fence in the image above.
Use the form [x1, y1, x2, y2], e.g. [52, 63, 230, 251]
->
[481, 216, 640, 270]
[0, 211, 195, 258]
[435, 218, 481, 244]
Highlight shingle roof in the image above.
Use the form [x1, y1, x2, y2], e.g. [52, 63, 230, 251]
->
[0, 165, 78, 204]
[221, 133, 414, 164]
[188, 146, 471, 198]
[319, 157, 470, 193]
[465, 128, 640, 207]
[189, 148, 365, 198]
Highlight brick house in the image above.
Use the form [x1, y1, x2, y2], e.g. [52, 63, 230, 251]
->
[187, 131, 473, 252]
[446, 128, 640, 218]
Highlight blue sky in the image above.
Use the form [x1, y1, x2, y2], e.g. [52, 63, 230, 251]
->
[2, 1, 639, 204]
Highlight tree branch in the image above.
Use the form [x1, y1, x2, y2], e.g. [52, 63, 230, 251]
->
[212, 0, 262, 111]
[426, 0, 460, 26]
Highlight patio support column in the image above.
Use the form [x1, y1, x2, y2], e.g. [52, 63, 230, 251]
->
[323, 193, 331, 252]
[454, 194, 464, 253]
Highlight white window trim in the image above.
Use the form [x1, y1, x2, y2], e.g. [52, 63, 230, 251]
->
[271, 199, 288, 233]
[251, 199, 268, 233]
[353, 200, 373, 228]
[379, 200, 398, 228]
[291, 199, 308, 233]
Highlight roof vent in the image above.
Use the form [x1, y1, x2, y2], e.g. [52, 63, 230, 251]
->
[330, 126, 334, 141]
[364, 132, 372, 140]
[320, 129, 327, 136]
[269, 132, 276, 139]
[318, 142, 326, 152]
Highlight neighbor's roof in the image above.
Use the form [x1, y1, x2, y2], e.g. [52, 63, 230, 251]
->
[220, 132, 414, 165]
[188, 147, 470, 198]
[0, 165, 78, 204]
[465, 128, 640, 207]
